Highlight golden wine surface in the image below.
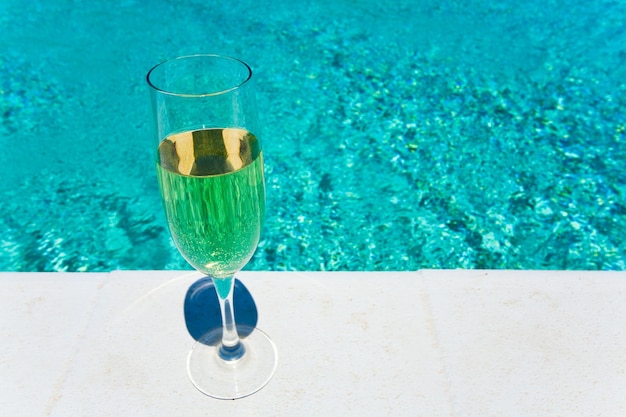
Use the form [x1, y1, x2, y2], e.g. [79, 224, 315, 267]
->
[156, 128, 265, 278]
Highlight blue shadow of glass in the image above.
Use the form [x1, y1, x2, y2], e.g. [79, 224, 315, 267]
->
[183, 277, 258, 346]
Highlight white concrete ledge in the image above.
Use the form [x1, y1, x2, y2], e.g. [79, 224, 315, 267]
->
[1, 270, 625, 416]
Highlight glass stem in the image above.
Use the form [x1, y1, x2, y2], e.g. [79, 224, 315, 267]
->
[214, 276, 245, 361]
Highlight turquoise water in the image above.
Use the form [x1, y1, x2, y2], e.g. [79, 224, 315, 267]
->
[1, 0, 625, 272]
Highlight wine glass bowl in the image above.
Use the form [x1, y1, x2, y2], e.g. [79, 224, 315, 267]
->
[147, 54, 277, 399]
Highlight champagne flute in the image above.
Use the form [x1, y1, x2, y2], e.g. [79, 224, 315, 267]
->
[147, 54, 277, 399]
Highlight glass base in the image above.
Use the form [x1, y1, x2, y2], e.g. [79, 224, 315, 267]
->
[187, 325, 278, 399]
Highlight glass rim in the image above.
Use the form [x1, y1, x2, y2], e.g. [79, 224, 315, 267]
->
[146, 54, 253, 98]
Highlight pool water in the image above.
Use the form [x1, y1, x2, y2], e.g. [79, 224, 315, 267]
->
[1, 0, 625, 272]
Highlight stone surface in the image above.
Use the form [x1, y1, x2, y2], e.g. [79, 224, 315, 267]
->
[1, 270, 625, 416]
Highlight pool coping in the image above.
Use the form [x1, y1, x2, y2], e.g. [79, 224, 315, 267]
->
[1, 270, 625, 415]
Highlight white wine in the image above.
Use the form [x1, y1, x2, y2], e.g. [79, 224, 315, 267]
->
[156, 128, 265, 279]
